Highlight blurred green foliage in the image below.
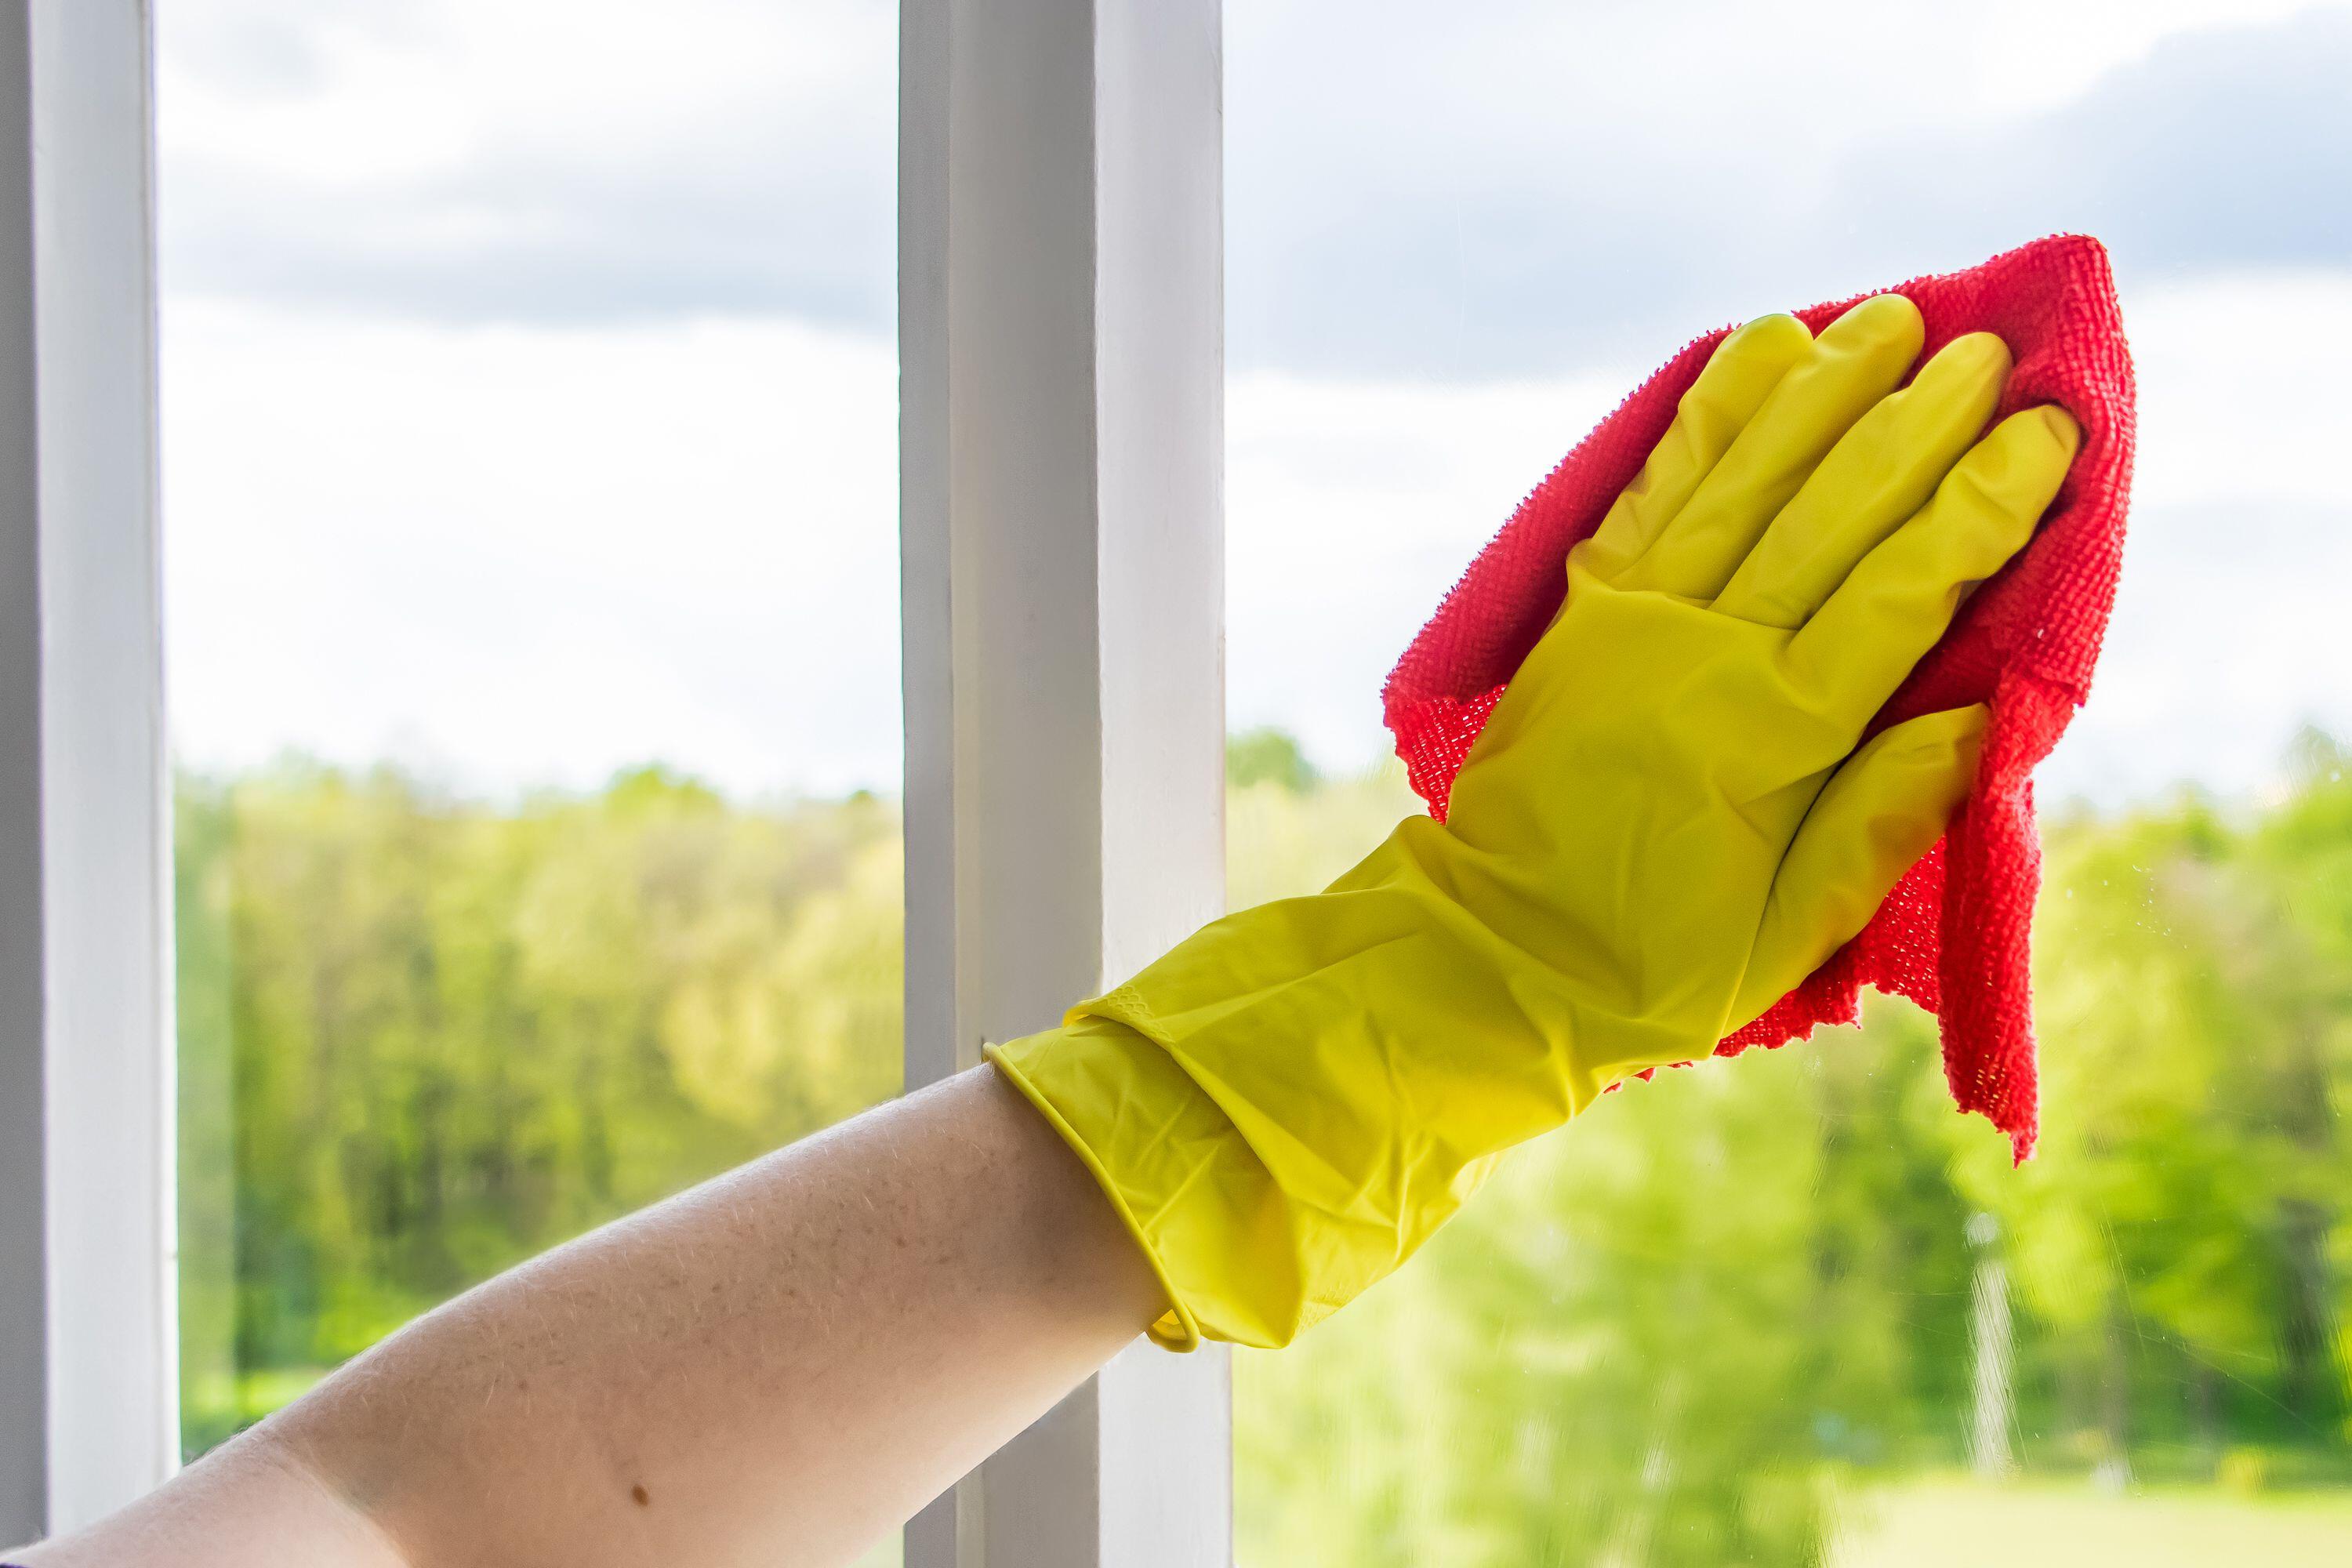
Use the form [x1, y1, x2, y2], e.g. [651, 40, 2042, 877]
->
[1225, 725, 1323, 793]
[1230, 735, 2352, 1566]
[175, 762, 902, 1452]
[177, 735, 2352, 1565]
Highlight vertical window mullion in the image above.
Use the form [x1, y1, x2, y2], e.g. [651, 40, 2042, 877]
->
[898, 1, 1230, 1564]
[0, 0, 174, 1544]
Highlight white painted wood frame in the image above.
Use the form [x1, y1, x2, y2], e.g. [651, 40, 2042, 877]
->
[899, 0, 1232, 1564]
[0, 0, 1229, 1555]
[0, 0, 175, 1545]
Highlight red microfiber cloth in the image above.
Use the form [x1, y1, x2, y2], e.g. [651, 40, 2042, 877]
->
[1383, 234, 2135, 1161]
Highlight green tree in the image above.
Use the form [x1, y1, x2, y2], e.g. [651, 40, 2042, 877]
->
[177, 726, 2352, 1558]
[1232, 728, 2352, 1565]
[176, 761, 903, 1443]
[1227, 726, 1324, 793]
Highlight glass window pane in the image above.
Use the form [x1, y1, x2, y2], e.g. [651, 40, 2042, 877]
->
[1228, 4, 2352, 1563]
[162, 0, 902, 1467]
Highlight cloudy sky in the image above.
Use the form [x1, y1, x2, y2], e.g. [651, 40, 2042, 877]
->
[159, 0, 2352, 803]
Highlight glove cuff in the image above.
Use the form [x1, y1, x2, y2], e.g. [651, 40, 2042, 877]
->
[986, 1017, 1307, 1349]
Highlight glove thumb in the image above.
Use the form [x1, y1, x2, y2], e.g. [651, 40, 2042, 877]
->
[1730, 705, 1987, 1030]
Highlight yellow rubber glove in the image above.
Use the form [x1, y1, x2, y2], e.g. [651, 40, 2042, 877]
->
[990, 293, 2082, 1351]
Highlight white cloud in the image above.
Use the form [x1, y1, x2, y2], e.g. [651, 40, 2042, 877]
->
[158, 0, 896, 325]
[162, 0, 887, 186]
[1225, 371, 1621, 770]
[163, 299, 902, 798]
[2124, 270, 2352, 512]
[156, 1, 2352, 808]
[156, 0, 2350, 363]
[1232, 0, 2342, 147]
[167, 268, 2352, 807]
[2040, 269, 2352, 801]
[1229, 1, 2352, 376]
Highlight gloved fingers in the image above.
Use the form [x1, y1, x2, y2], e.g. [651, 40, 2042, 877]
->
[1788, 405, 2080, 727]
[1712, 332, 2011, 629]
[1728, 705, 1987, 1030]
[1577, 313, 1813, 579]
[1617, 292, 1923, 602]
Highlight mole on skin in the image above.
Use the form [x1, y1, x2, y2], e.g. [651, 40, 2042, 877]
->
[631, 1484, 651, 1507]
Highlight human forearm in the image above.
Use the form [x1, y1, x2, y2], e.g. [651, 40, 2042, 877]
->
[19, 1065, 1163, 1568]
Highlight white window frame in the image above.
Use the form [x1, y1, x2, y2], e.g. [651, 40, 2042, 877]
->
[899, 2, 1232, 1565]
[0, 0, 176, 1544]
[2, 0, 1232, 1558]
